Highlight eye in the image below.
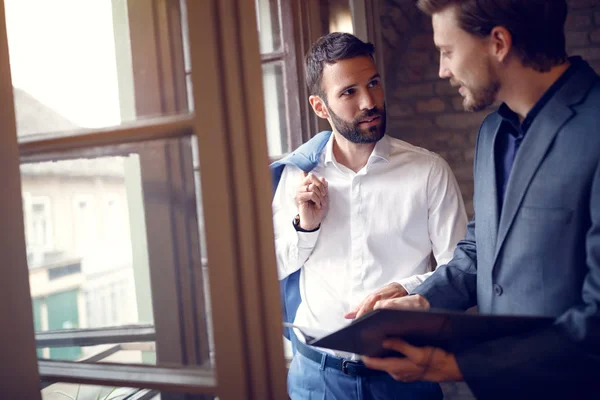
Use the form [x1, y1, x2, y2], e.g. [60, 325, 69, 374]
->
[441, 50, 451, 59]
[367, 79, 380, 88]
[341, 88, 356, 96]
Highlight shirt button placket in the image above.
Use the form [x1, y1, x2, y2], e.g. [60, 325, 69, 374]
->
[351, 178, 363, 292]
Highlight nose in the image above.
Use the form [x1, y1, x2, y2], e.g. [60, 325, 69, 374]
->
[360, 90, 376, 111]
[439, 55, 451, 79]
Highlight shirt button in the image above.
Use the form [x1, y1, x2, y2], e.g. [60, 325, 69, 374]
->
[493, 284, 503, 296]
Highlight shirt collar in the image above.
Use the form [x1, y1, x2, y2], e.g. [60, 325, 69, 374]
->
[324, 133, 390, 166]
[370, 134, 391, 164]
[323, 133, 336, 165]
[497, 56, 580, 133]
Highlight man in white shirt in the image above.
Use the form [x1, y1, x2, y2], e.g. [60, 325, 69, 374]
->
[272, 32, 467, 400]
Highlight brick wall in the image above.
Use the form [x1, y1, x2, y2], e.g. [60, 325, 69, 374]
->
[378, 0, 600, 217]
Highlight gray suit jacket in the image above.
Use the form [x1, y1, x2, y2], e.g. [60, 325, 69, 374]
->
[414, 57, 600, 399]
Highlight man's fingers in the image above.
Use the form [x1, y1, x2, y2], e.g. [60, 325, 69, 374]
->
[383, 339, 431, 365]
[374, 298, 396, 310]
[296, 190, 324, 208]
[308, 175, 327, 199]
[344, 310, 357, 319]
[374, 296, 418, 311]
[355, 294, 381, 319]
[307, 191, 323, 208]
[299, 173, 328, 199]
[355, 305, 367, 319]
[362, 355, 414, 372]
[320, 176, 328, 188]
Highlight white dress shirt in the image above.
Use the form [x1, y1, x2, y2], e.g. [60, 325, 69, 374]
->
[272, 134, 467, 350]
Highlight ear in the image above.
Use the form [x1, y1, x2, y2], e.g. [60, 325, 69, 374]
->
[489, 26, 512, 63]
[309, 95, 329, 119]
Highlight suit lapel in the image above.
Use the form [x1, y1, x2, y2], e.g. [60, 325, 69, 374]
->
[492, 60, 598, 264]
[480, 122, 502, 260]
[493, 104, 574, 263]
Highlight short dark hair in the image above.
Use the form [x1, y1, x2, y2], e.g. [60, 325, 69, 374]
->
[417, 0, 568, 72]
[304, 32, 375, 97]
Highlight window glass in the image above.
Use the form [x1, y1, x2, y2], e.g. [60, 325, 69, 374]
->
[262, 61, 289, 156]
[25, 136, 212, 367]
[5, 0, 188, 138]
[255, 0, 282, 53]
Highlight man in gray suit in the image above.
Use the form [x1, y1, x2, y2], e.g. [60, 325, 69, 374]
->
[360, 0, 600, 398]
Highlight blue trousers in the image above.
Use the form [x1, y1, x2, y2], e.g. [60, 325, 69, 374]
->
[288, 351, 443, 400]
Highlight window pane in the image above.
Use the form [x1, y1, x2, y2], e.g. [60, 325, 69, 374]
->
[41, 383, 216, 400]
[41, 383, 143, 400]
[255, 0, 282, 53]
[5, 0, 188, 138]
[262, 61, 289, 156]
[24, 156, 150, 360]
[25, 136, 212, 367]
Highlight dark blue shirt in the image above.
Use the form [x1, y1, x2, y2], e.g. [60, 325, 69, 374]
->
[495, 58, 579, 212]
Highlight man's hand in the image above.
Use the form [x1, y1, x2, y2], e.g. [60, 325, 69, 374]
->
[344, 283, 408, 320]
[294, 172, 328, 230]
[362, 339, 463, 382]
[373, 294, 431, 311]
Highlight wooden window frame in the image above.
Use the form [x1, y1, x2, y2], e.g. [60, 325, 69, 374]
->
[259, 0, 303, 153]
[258, 0, 328, 164]
[0, 0, 288, 399]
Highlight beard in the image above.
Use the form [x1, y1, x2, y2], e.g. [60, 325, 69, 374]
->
[461, 80, 500, 112]
[327, 103, 387, 144]
[453, 60, 500, 112]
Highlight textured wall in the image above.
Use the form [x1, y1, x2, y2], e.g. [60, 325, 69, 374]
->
[378, 0, 600, 217]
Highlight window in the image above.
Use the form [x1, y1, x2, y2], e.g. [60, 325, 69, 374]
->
[179, 0, 303, 158]
[22, 195, 54, 253]
[72, 194, 97, 261]
[256, 0, 301, 156]
[30, 199, 51, 248]
[47, 263, 81, 281]
[1, 1, 288, 399]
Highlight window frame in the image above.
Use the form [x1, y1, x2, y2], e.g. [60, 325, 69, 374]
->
[0, 0, 288, 399]
[258, 0, 303, 154]
[258, 0, 334, 159]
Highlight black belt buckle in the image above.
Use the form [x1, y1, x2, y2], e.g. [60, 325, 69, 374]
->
[341, 359, 359, 375]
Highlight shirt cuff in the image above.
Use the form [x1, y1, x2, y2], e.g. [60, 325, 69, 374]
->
[398, 277, 423, 294]
[296, 229, 320, 250]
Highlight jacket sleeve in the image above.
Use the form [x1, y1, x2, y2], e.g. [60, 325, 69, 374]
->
[411, 132, 483, 310]
[398, 155, 468, 293]
[272, 165, 320, 279]
[411, 214, 478, 310]
[455, 157, 600, 399]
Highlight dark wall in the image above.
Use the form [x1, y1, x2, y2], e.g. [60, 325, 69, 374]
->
[378, 0, 600, 217]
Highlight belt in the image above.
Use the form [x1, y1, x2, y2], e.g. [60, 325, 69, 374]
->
[295, 337, 385, 377]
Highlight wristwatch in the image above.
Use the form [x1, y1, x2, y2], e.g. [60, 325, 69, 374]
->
[292, 214, 320, 232]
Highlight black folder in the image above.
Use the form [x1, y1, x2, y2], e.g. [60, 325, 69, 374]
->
[305, 308, 553, 357]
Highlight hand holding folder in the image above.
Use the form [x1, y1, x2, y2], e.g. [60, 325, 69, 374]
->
[288, 308, 553, 358]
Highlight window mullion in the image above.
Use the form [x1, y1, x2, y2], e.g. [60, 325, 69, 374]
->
[260, 51, 285, 62]
[38, 361, 216, 394]
[186, 0, 288, 398]
[236, 0, 289, 396]
[136, 139, 210, 369]
[127, 0, 188, 117]
[0, 1, 42, 398]
[18, 114, 194, 161]
[280, 0, 303, 150]
[185, 1, 249, 398]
